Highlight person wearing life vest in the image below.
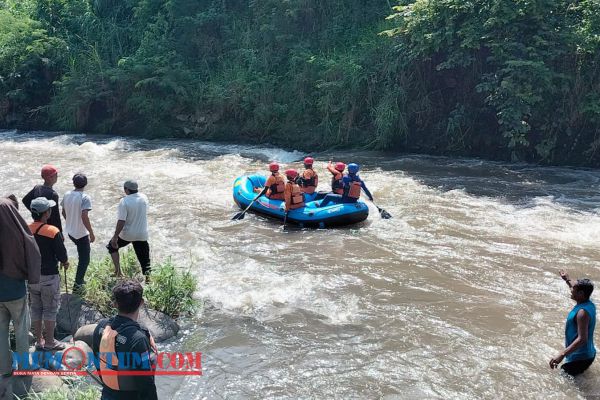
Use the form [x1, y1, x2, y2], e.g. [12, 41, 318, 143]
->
[28, 197, 69, 351]
[298, 157, 319, 197]
[319, 163, 373, 207]
[326, 161, 345, 195]
[342, 163, 373, 203]
[283, 169, 305, 211]
[256, 162, 285, 200]
[92, 280, 158, 400]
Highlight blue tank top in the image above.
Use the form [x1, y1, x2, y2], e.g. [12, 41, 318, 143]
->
[565, 300, 596, 362]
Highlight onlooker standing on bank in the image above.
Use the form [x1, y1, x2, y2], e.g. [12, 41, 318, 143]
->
[22, 165, 63, 232]
[107, 180, 151, 278]
[550, 270, 596, 376]
[28, 197, 69, 351]
[62, 173, 94, 291]
[0, 196, 41, 377]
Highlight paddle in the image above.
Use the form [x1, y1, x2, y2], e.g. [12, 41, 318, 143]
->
[372, 201, 392, 219]
[232, 186, 267, 220]
[362, 189, 392, 219]
[282, 211, 288, 229]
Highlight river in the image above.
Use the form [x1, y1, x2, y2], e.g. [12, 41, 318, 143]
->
[1, 130, 599, 399]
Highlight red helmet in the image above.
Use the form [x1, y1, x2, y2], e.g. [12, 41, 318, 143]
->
[304, 157, 314, 165]
[285, 169, 298, 179]
[269, 162, 280, 172]
[335, 162, 346, 172]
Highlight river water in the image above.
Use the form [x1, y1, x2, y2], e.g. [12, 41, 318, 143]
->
[1, 131, 600, 399]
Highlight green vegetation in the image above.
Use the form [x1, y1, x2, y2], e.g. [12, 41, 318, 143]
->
[1, 0, 599, 165]
[18, 378, 99, 399]
[65, 250, 198, 318]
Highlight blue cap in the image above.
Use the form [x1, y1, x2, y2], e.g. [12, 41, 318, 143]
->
[348, 163, 359, 173]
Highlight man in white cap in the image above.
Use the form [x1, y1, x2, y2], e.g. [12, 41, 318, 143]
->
[28, 197, 69, 351]
[107, 180, 150, 278]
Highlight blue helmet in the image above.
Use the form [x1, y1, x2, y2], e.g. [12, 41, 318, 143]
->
[348, 163, 359, 174]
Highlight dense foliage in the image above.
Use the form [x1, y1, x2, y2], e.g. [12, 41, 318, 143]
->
[1, 0, 599, 165]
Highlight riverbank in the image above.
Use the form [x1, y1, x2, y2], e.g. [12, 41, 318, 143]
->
[9, 252, 197, 400]
[2, 1, 600, 167]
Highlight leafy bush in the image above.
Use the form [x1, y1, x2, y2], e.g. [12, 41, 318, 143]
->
[2, 0, 600, 165]
[65, 250, 198, 318]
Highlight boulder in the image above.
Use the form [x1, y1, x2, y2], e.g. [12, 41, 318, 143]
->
[56, 294, 103, 336]
[60, 335, 73, 343]
[138, 307, 180, 342]
[59, 341, 93, 372]
[74, 324, 97, 348]
[58, 296, 179, 343]
[31, 371, 66, 393]
[11, 371, 65, 397]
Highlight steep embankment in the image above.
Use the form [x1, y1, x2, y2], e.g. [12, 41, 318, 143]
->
[1, 1, 600, 165]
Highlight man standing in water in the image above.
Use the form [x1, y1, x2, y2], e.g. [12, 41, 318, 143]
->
[62, 173, 95, 292]
[107, 180, 150, 278]
[22, 165, 62, 232]
[550, 270, 596, 376]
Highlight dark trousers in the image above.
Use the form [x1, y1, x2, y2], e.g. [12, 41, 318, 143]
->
[69, 235, 90, 287]
[107, 237, 151, 275]
[319, 194, 358, 208]
[561, 357, 595, 376]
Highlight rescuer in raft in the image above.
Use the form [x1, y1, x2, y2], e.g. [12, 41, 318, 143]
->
[255, 162, 285, 200]
[326, 161, 345, 195]
[283, 169, 305, 212]
[319, 163, 373, 207]
[297, 157, 319, 201]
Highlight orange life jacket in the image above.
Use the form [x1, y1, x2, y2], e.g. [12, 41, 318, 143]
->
[331, 171, 344, 195]
[347, 180, 362, 199]
[300, 168, 318, 194]
[98, 322, 157, 391]
[285, 182, 305, 209]
[266, 173, 285, 200]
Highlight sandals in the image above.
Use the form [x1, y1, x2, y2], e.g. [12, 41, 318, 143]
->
[43, 341, 66, 351]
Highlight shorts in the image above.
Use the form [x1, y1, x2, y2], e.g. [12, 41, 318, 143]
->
[562, 357, 595, 376]
[106, 237, 151, 275]
[28, 274, 61, 321]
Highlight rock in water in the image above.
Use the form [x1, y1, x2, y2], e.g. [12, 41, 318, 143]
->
[75, 309, 179, 343]
[56, 294, 103, 335]
[138, 307, 180, 342]
[74, 324, 97, 348]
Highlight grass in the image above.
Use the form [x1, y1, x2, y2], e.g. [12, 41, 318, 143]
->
[64, 249, 198, 318]
[18, 377, 100, 399]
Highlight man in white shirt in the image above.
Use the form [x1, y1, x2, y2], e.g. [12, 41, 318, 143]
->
[62, 173, 95, 291]
[106, 180, 150, 278]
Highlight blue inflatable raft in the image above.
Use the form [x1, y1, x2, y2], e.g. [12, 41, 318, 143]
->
[233, 175, 369, 228]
